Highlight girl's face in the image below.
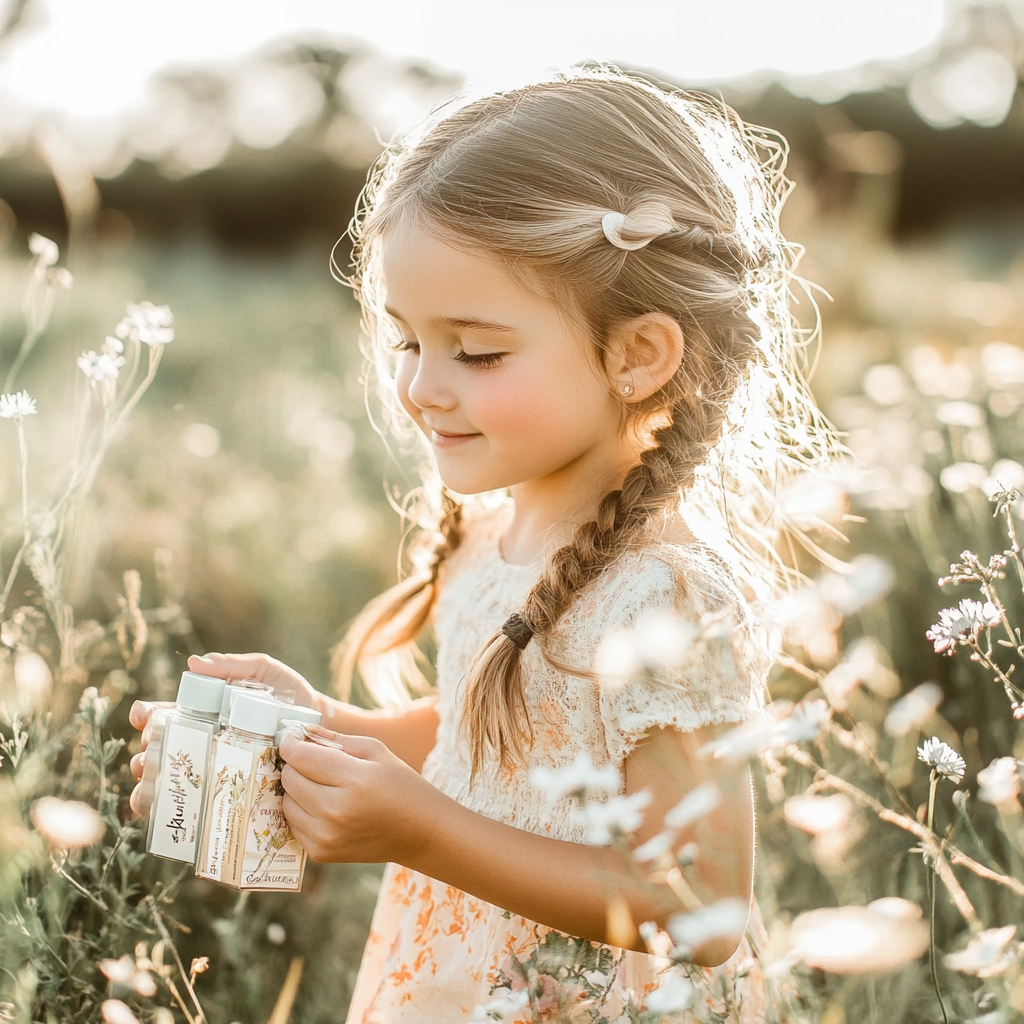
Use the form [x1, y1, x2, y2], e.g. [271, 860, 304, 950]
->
[381, 221, 630, 498]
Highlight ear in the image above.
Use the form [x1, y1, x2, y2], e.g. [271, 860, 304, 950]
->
[605, 313, 685, 402]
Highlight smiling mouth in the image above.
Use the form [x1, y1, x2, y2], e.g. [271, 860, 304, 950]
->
[430, 429, 481, 447]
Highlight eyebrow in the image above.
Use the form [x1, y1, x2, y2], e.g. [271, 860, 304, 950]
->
[385, 307, 517, 334]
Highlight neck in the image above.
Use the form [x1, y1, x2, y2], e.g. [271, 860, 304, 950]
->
[502, 436, 644, 565]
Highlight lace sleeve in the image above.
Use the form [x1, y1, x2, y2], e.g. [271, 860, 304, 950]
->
[596, 550, 767, 766]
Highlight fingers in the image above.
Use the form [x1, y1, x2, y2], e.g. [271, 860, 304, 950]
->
[282, 794, 321, 858]
[130, 750, 146, 781]
[188, 652, 276, 681]
[306, 727, 385, 761]
[280, 763, 318, 805]
[129, 782, 145, 817]
[279, 734, 354, 785]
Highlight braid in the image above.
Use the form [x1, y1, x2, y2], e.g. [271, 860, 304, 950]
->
[462, 380, 732, 777]
[332, 489, 463, 705]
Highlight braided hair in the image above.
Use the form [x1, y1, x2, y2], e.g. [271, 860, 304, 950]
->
[339, 67, 839, 769]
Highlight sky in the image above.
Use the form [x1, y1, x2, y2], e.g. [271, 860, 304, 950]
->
[0, 0, 949, 121]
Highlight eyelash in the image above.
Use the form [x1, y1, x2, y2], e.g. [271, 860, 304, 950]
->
[391, 340, 505, 369]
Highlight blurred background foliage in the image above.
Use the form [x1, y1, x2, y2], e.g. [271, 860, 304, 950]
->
[4, 1, 1024, 1021]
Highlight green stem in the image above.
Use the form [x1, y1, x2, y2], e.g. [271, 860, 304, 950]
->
[926, 770, 949, 1024]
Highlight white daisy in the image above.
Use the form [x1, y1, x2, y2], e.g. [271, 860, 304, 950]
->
[917, 737, 966, 782]
[927, 599, 1000, 655]
[0, 391, 37, 419]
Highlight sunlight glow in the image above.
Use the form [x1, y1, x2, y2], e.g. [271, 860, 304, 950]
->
[0, 0, 946, 120]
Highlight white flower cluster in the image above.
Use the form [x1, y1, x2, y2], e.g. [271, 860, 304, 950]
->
[529, 752, 620, 803]
[945, 925, 1020, 978]
[633, 782, 720, 863]
[78, 335, 126, 383]
[667, 898, 749, 958]
[926, 599, 1000, 655]
[115, 301, 175, 347]
[571, 789, 651, 845]
[702, 699, 831, 763]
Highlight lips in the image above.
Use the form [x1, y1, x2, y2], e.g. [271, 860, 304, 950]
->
[430, 428, 480, 448]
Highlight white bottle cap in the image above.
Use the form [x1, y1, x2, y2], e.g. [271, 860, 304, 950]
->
[176, 672, 227, 713]
[277, 704, 321, 727]
[229, 693, 280, 737]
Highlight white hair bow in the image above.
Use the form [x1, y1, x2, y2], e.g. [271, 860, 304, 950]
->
[601, 202, 676, 251]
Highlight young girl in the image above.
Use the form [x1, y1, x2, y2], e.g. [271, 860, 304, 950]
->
[131, 67, 835, 1021]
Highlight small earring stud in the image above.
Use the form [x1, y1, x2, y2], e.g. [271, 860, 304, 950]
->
[620, 383, 634, 397]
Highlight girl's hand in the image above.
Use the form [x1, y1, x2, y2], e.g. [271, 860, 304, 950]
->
[185, 652, 321, 710]
[279, 725, 443, 864]
[127, 699, 174, 815]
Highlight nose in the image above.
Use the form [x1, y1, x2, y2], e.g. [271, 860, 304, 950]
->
[403, 351, 457, 413]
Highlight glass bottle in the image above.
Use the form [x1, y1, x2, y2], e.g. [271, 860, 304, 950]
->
[196, 692, 279, 886]
[239, 703, 324, 892]
[144, 671, 226, 863]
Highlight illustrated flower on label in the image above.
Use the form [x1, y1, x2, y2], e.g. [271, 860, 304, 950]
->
[529, 752, 620, 803]
[916, 737, 966, 783]
[944, 925, 1019, 977]
[927, 599, 1000, 654]
[0, 391, 37, 419]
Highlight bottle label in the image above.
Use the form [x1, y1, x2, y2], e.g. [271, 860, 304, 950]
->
[147, 718, 212, 862]
[241, 743, 306, 890]
[196, 738, 254, 884]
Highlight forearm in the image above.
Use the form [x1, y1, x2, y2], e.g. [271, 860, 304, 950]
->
[313, 693, 439, 772]
[406, 790, 674, 954]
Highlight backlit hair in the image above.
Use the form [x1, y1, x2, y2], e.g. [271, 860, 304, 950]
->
[333, 66, 840, 776]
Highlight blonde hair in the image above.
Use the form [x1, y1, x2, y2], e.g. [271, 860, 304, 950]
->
[334, 67, 839, 775]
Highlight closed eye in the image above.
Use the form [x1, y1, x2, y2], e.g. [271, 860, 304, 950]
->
[454, 350, 505, 368]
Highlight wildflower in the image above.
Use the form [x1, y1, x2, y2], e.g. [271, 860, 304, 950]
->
[78, 350, 126, 383]
[775, 699, 831, 745]
[790, 899, 928, 974]
[945, 925, 1019, 978]
[977, 757, 1021, 807]
[571, 790, 652, 845]
[530, 752, 620, 803]
[665, 782, 720, 831]
[917, 737, 967, 783]
[935, 401, 985, 427]
[940, 462, 987, 493]
[104, 335, 124, 354]
[469, 988, 530, 1021]
[633, 783, 720, 863]
[29, 233, 58, 267]
[818, 555, 894, 615]
[265, 923, 286, 945]
[884, 682, 943, 737]
[667, 898, 748, 956]
[702, 701, 829, 762]
[30, 796, 106, 849]
[644, 971, 695, 1013]
[14, 650, 52, 702]
[927, 599, 1000, 655]
[595, 610, 696, 681]
[0, 391, 37, 419]
[783, 794, 852, 836]
[101, 1000, 140, 1024]
[190, 956, 210, 976]
[99, 956, 156, 997]
[115, 301, 175, 346]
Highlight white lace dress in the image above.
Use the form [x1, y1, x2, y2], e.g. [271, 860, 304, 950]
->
[345, 509, 770, 1023]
